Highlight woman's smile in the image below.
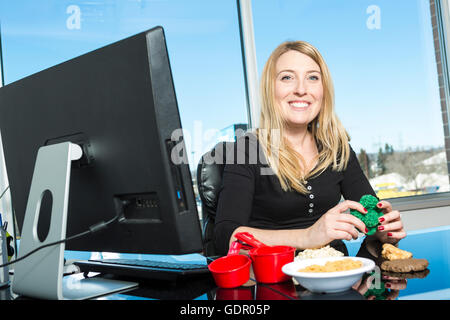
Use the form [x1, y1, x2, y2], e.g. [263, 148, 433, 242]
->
[275, 50, 323, 127]
[288, 100, 311, 111]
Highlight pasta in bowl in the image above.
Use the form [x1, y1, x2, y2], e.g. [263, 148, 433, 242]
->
[282, 257, 375, 293]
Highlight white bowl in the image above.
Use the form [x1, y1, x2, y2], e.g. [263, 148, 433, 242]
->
[282, 257, 375, 293]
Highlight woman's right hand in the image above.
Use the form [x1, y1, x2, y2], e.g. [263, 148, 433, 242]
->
[303, 200, 369, 249]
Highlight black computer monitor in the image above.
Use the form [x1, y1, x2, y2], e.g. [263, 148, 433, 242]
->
[0, 26, 203, 256]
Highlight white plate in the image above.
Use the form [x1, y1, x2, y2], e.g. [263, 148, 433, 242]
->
[282, 257, 375, 293]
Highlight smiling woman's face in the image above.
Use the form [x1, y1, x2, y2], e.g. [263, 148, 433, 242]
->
[274, 50, 323, 129]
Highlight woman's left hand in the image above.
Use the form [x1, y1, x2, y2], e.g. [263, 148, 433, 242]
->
[375, 200, 406, 244]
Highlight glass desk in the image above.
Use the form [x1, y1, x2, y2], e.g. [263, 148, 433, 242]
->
[2, 225, 449, 300]
[98, 225, 450, 301]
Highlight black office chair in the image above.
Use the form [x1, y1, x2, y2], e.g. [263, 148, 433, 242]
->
[196, 141, 235, 257]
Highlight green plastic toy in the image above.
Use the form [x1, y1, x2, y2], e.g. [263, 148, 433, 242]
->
[350, 194, 383, 235]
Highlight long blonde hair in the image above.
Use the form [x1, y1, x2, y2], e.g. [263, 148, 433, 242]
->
[257, 41, 350, 194]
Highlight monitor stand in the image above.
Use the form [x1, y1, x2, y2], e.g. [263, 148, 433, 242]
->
[11, 142, 138, 300]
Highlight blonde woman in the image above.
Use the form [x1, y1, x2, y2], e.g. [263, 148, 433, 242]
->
[214, 41, 406, 255]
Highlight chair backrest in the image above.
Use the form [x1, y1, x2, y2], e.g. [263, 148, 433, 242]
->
[196, 141, 235, 256]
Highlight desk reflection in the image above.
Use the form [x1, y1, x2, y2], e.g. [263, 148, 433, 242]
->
[213, 281, 366, 300]
[211, 269, 430, 301]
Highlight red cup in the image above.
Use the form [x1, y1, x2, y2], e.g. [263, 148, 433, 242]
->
[234, 232, 295, 284]
[250, 245, 295, 283]
[208, 241, 251, 288]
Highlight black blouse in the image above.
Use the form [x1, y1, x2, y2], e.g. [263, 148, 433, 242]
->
[213, 134, 377, 255]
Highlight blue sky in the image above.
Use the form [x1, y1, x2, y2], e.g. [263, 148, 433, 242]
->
[0, 0, 444, 163]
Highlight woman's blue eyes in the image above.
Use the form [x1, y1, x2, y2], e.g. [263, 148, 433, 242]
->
[280, 74, 320, 81]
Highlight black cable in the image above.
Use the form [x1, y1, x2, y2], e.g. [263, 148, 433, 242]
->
[0, 185, 9, 201]
[0, 214, 120, 268]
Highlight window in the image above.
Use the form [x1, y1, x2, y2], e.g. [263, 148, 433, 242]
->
[251, 0, 450, 201]
[0, 0, 247, 169]
[0, 1, 249, 224]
